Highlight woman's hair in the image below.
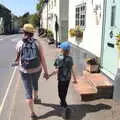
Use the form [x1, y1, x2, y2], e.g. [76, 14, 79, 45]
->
[23, 31, 34, 37]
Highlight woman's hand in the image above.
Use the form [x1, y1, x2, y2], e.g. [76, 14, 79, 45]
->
[43, 73, 49, 80]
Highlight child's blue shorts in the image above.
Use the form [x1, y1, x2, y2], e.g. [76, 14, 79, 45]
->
[20, 71, 41, 99]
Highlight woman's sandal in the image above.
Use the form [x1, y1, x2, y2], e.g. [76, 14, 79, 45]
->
[31, 113, 38, 120]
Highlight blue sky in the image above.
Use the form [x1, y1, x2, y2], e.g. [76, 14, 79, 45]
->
[0, 0, 37, 16]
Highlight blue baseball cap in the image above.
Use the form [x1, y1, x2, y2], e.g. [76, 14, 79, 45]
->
[58, 41, 71, 51]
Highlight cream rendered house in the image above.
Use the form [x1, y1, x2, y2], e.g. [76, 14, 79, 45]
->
[41, 0, 69, 43]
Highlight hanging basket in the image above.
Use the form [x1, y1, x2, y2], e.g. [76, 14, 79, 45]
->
[76, 31, 83, 38]
[69, 26, 83, 39]
[69, 29, 76, 37]
[75, 26, 83, 40]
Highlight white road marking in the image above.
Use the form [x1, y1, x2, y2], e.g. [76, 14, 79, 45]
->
[0, 67, 17, 116]
[11, 38, 18, 42]
[0, 35, 19, 41]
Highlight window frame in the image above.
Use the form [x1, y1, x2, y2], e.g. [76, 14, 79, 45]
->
[75, 3, 86, 29]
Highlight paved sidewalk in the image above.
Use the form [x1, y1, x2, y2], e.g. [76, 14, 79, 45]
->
[10, 37, 120, 120]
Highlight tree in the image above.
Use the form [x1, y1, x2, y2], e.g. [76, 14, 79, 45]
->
[18, 12, 30, 27]
[36, 0, 48, 11]
[18, 12, 40, 28]
[29, 14, 40, 27]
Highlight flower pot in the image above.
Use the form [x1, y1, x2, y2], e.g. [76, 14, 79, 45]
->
[76, 31, 83, 38]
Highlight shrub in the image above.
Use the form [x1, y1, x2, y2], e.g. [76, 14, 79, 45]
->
[47, 30, 53, 38]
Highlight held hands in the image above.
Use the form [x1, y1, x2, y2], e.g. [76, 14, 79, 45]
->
[72, 80, 77, 84]
[43, 72, 49, 80]
[72, 76, 78, 84]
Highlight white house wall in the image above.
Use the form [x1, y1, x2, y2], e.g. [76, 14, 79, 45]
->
[41, 0, 69, 43]
[59, 0, 69, 42]
[48, 0, 60, 40]
[68, 0, 104, 57]
[47, 0, 69, 42]
[41, 4, 48, 29]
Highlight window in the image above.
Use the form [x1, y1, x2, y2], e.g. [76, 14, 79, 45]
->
[51, 1, 53, 9]
[49, 4, 50, 10]
[111, 6, 116, 27]
[75, 3, 86, 29]
[54, 0, 56, 6]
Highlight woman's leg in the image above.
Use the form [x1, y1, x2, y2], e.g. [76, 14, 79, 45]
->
[20, 72, 36, 115]
[26, 99, 34, 114]
[31, 71, 41, 103]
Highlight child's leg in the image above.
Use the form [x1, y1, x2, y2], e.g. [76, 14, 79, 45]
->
[58, 80, 70, 107]
[62, 81, 70, 102]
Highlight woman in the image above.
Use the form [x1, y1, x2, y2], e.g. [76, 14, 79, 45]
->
[15, 24, 49, 119]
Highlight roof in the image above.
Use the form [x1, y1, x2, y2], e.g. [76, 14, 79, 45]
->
[0, 3, 11, 12]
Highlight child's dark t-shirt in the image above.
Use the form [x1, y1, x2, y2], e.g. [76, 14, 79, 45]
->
[54, 55, 73, 81]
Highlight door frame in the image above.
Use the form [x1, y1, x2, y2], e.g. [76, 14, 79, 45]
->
[100, 0, 107, 69]
[100, 0, 118, 80]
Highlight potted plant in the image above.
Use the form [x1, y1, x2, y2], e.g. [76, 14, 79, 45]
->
[85, 57, 99, 73]
[69, 28, 76, 37]
[75, 26, 83, 38]
[69, 26, 83, 43]
[116, 33, 120, 51]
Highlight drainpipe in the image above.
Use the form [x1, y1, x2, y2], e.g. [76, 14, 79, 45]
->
[55, 15, 59, 47]
[47, 1, 48, 30]
[100, 0, 107, 68]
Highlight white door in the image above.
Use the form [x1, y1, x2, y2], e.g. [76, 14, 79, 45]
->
[101, 0, 120, 80]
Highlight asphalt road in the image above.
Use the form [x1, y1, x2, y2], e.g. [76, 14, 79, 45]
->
[0, 34, 22, 105]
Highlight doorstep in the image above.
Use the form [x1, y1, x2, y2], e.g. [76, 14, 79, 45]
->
[73, 71, 113, 101]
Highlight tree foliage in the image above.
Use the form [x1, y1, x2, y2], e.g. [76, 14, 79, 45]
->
[18, 12, 30, 27]
[36, 0, 48, 11]
[29, 14, 40, 27]
[18, 12, 40, 28]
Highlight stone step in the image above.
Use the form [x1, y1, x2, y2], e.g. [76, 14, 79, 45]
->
[88, 73, 113, 99]
[73, 76, 97, 101]
[73, 71, 113, 101]
[83, 71, 113, 88]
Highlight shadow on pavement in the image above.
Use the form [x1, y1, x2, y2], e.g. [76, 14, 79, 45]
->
[38, 102, 112, 120]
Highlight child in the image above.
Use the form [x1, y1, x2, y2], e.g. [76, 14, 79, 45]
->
[49, 41, 77, 108]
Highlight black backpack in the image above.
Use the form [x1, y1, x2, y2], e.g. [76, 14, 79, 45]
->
[20, 38, 40, 69]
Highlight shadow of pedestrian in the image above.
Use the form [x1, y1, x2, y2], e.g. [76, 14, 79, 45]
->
[37, 102, 112, 120]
